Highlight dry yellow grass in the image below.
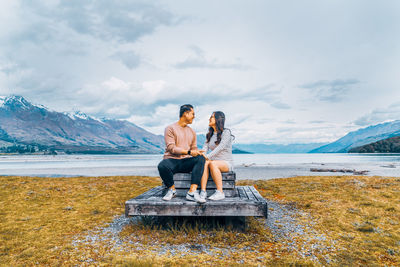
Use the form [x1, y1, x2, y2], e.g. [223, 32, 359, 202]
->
[0, 175, 160, 266]
[242, 176, 400, 266]
[0, 174, 399, 266]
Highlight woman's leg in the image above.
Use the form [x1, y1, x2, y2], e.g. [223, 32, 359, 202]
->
[200, 160, 210, 191]
[209, 160, 229, 192]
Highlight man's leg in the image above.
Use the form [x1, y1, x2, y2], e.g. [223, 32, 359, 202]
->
[157, 159, 179, 189]
[179, 156, 206, 192]
[200, 160, 210, 191]
[191, 155, 206, 186]
[178, 156, 206, 203]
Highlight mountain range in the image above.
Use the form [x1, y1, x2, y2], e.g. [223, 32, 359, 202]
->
[310, 120, 400, 153]
[234, 143, 326, 153]
[1, 95, 399, 154]
[0, 95, 164, 154]
[0, 95, 252, 154]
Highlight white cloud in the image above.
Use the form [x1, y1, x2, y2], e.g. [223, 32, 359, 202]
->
[0, 1, 399, 144]
[354, 102, 400, 126]
[174, 45, 252, 70]
[300, 79, 360, 102]
[111, 51, 141, 69]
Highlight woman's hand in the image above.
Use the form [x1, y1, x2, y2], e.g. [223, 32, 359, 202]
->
[200, 152, 209, 160]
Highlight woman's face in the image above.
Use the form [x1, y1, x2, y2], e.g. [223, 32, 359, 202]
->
[209, 113, 216, 127]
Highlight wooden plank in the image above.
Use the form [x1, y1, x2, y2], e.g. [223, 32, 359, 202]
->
[126, 199, 266, 217]
[249, 186, 265, 202]
[174, 180, 235, 189]
[173, 171, 236, 181]
[126, 203, 265, 217]
[174, 189, 236, 197]
[248, 187, 268, 218]
[243, 186, 258, 202]
[237, 187, 247, 200]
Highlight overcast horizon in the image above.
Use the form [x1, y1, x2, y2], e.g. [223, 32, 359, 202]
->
[1, 0, 399, 144]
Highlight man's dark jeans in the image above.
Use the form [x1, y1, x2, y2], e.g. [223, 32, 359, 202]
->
[157, 156, 206, 188]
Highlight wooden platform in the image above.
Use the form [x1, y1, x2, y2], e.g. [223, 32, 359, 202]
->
[125, 185, 268, 217]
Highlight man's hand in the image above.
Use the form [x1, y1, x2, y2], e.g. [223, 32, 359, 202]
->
[190, 149, 201, 157]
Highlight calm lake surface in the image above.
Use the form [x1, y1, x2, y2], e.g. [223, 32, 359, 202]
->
[1, 153, 400, 179]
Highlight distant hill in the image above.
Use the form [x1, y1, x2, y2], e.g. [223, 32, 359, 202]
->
[235, 143, 327, 153]
[310, 120, 400, 153]
[0, 95, 164, 154]
[349, 136, 400, 153]
[232, 147, 252, 154]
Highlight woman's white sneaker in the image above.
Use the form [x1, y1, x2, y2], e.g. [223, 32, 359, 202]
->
[199, 190, 207, 200]
[208, 190, 225, 200]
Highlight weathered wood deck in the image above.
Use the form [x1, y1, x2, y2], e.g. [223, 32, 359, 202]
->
[125, 185, 268, 217]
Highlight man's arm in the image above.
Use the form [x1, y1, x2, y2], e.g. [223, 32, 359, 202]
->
[187, 129, 202, 156]
[165, 126, 184, 155]
[190, 130, 198, 151]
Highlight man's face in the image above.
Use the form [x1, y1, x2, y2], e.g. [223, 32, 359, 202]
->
[184, 108, 195, 124]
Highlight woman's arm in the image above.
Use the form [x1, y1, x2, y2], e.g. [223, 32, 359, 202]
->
[207, 130, 231, 160]
[202, 140, 209, 152]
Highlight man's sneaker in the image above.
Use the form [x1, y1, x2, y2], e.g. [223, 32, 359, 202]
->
[208, 190, 225, 201]
[186, 190, 206, 203]
[162, 188, 176, 201]
[199, 190, 207, 200]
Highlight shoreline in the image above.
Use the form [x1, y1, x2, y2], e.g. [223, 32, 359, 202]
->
[1, 163, 400, 179]
[2, 153, 400, 180]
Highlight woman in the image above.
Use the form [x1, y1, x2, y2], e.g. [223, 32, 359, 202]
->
[199, 111, 234, 201]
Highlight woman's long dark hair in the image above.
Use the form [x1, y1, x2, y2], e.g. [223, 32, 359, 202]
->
[206, 111, 227, 145]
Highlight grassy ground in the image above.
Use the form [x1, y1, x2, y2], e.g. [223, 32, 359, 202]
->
[0, 175, 399, 266]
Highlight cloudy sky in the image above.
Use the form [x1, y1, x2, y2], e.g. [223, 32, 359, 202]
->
[0, 0, 399, 144]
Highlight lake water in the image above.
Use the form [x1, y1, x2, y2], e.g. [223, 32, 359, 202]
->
[1, 153, 400, 180]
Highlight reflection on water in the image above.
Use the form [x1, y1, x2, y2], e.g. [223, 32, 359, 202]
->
[0, 153, 400, 179]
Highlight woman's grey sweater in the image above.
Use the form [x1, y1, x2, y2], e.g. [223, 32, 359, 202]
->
[203, 129, 234, 167]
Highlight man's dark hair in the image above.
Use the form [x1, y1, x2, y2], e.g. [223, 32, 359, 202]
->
[179, 104, 194, 118]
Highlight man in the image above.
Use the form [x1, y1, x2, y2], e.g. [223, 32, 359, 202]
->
[157, 104, 206, 203]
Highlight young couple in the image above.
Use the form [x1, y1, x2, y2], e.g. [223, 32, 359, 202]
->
[157, 104, 234, 203]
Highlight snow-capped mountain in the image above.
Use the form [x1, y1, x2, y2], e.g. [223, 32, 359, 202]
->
[310, 120, 400, 153]
[0, 95, 164, 153]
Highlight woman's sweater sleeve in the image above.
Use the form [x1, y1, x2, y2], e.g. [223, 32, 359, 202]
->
[207, 130, 231, 160]
[203, 140, 209, 153]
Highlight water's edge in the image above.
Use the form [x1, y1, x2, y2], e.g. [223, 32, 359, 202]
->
[1, 153, 400, 179]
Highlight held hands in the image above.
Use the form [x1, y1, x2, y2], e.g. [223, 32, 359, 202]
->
[187, 149, 208, 159]
[199, 149, 209, 160]
[189, 149, 201, 157]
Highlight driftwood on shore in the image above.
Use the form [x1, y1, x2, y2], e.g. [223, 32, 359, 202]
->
[310, 168, 369, 175]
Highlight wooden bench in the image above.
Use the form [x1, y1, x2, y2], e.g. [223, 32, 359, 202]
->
[125, 172, 268, 219]
[172, 171, 237, 197]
